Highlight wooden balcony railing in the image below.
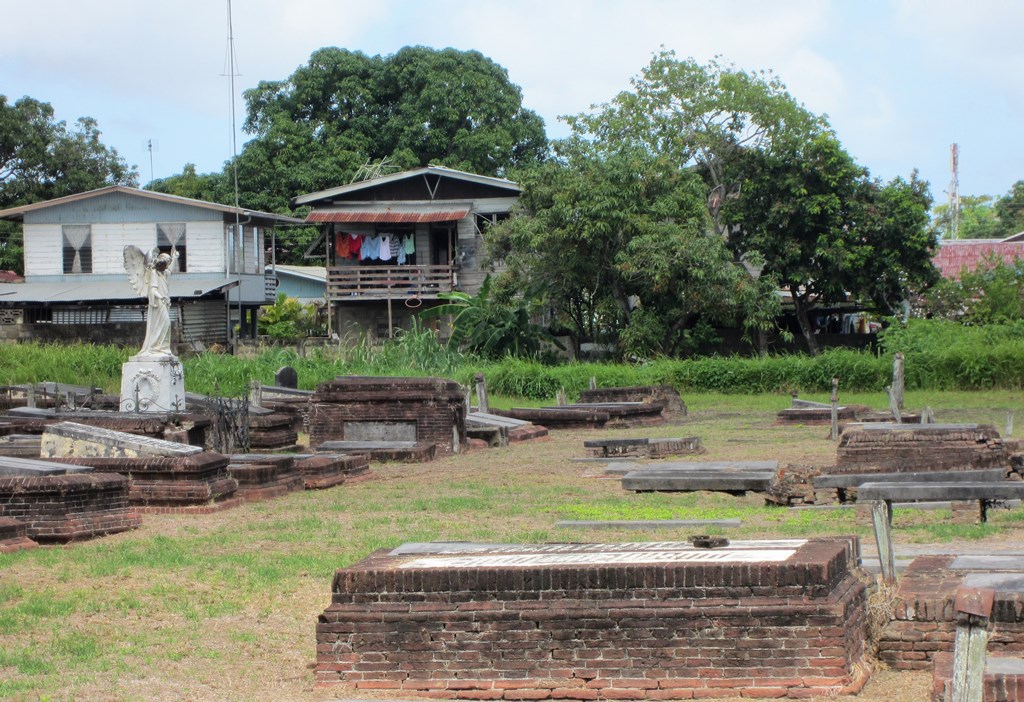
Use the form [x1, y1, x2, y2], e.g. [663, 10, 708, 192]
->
[327, 265, 454, 301]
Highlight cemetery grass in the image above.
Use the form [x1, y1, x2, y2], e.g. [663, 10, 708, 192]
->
[2, 394, 1023, 700]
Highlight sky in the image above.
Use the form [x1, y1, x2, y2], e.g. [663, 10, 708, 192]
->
[3, 0, 1022, 203]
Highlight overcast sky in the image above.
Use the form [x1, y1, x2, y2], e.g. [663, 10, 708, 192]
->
[3, 0, 1021, 203]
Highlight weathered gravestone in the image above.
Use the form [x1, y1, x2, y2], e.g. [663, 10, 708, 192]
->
[275, 365, 299, 389]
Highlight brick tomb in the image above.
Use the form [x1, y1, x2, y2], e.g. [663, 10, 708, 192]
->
[317, 538, 869, 699]
[0, 457, 140, 543]
[578, 386, 688, 420]
[309, 376, 466, 457]
[833, 423, 1009, 475]
[877, 555, 1024, 671]
[38, 422, 238, 512]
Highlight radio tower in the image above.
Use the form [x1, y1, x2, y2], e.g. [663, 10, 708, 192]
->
[949, 143, 960, 239]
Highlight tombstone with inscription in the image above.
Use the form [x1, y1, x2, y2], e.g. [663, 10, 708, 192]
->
[317, 538, 870, 699]
[119, 246, 186, 413]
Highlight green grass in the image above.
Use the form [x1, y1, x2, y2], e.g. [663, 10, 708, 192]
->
[1, 346, 1023, 698]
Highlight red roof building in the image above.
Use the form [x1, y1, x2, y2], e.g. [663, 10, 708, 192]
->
[932, 239, 1024, 279]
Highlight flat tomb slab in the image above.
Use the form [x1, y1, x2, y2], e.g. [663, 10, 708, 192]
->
[40, 421, 202, 458]
[857, 481, 1024, 502]
[622, 463, 777, 493]
[814, 468, 1007, 489]
[0, 456, 95, 476]
[317, 538, 869, 699]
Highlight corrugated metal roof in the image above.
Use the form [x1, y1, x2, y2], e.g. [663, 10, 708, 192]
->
[0, 186, 304, 225]
[0, 278, 237, 304]
[293, 165, 520, 206]
[305, 208, 469, 224]
[267, 265, 327, 282]
[933, 240, 1024, 279]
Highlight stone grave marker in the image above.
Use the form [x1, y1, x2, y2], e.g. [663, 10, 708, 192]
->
[275, 365, 299, 389]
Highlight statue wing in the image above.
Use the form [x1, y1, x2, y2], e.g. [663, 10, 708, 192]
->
[123, 246, 149, 297]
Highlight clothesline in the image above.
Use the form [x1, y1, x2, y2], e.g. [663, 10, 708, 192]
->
[334, 232, 417, 264]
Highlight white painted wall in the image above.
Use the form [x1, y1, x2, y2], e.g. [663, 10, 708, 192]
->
[23, 220, 229, 276]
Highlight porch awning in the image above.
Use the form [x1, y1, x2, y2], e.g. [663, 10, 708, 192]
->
[0, 278, 237, 303]
[305, 208, 470, 224]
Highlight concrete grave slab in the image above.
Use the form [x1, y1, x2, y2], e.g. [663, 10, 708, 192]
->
[40, 421, 202, 459]
[953, 556, 1024, 571]
[0, 456, 94, 477]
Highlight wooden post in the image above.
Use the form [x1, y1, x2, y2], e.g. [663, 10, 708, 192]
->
[886, 386, 902, 424]
[386, 294, 394, 339]
[248, 379, 262, 409]
[475, 373, 489, 414]
[950, 586, 995, 702]
[830, 377, 840, 441]
[870, 499, 896, 585]
[26, 384, 36, 409]
[1006, 411, 1014, 437]
[464, 386, 472, 414]
[556, 388, 568, 406]
[589, 376, 597, 391]
[892, 352, 905, 410]
[921, 406, 935, 424]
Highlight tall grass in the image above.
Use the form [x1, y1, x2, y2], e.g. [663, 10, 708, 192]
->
[0, 343, 129, 391]
[3, 319, 1024, 398]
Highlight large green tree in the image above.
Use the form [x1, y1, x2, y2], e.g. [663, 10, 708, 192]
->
[229, 46, 548, 214]
[569, 50, 823, 237]
[723, 133, 936, 354]
[490, 138, 753, 358]
[0, 95, 137, 272]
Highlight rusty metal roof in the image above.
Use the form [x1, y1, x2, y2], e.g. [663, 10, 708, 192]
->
[933, 240, 1024, 279]
[305, 208, 470, 224]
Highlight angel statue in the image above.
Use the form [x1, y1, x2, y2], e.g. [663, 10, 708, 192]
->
[124, 246, 178, 359]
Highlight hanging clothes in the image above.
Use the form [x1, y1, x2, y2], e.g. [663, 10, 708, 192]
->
[379, 235, 393, 262]
[389, 236, 402, 260]
[403, 234, 415, 255]
[334, 232, 351, 260]
[347, 233, 362, 259]
[362, 235, 381, 260]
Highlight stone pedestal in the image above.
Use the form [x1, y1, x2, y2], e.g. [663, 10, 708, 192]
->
[120, 356, 185, 413]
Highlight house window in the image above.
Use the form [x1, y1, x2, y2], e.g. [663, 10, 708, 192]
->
[227, 224, 262, 274]
[474, 212, 510, 236]
[157, 223, 186, 272]
[62, 225, 92, 273]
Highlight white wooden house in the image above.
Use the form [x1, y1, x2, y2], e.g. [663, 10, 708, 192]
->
[294, 165, 520, 339]
[0, 186, 302, 349]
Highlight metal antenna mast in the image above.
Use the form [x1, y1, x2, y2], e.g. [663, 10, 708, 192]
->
[225, 0, 243, 347]
[949, 143, 960, 239]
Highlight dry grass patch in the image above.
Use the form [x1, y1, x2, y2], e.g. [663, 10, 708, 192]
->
[0, 392, 1021, 700]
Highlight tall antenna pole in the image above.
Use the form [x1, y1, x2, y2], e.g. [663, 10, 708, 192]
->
[949, 143, 960, 239]
[147, 139, 155, 184]
[226, 0, 243, 347]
